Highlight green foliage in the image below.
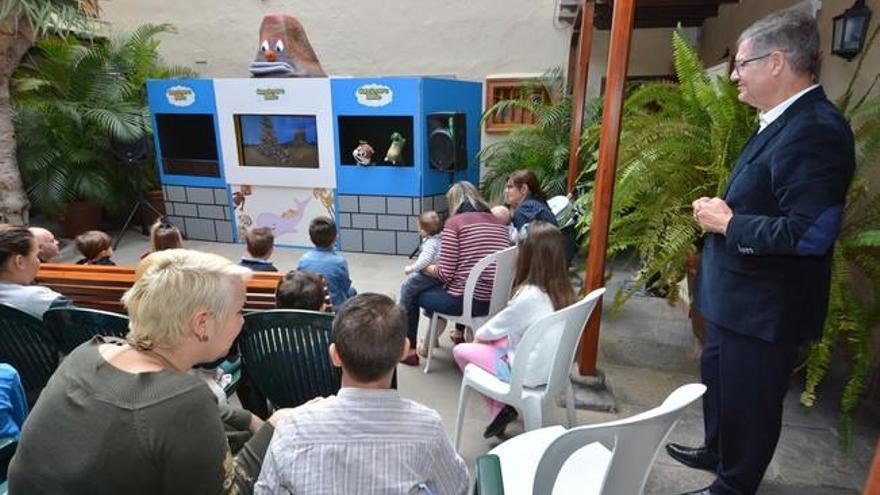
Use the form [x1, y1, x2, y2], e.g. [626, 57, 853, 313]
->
[0, 0, 92, 36]
[478, 67, 602, 204]
[800, 28, 880, 446]
[12, 23, 195, 216]
[574, 29, 756, 307]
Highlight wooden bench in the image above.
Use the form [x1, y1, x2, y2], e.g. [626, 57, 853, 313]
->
[36, 264, 284, 314]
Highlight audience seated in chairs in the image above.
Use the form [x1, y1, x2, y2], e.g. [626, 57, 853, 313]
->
[276, 270, 332, 312]
[506, 169, 558, 240]
[401, 181, 510, 366]
[74, 230, 116, 266]
[141, 218, 184, 259]
[8, 249, 295, 494]
[0, 225, 70, 318]
[296, 216, 357, 309]
[255, 293, 468, 495]
[27, 227, 59, 263]
[240, 226, 279, 272]
[453, 222, 576, 439]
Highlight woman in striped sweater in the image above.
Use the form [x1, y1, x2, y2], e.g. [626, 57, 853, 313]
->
[401, 181, 510, 366]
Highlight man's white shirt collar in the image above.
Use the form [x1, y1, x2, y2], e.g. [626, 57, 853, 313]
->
[758, 84, 820, 133]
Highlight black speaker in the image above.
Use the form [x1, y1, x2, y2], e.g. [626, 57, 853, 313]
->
[427, 112, 467, 171]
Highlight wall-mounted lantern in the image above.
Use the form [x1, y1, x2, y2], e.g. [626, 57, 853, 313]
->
[832, 0, 872, 61]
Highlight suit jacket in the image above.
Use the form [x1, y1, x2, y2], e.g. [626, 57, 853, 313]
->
[694, 87, 855, 343]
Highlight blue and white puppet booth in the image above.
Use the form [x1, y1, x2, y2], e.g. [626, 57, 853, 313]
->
[215, 78, 337, 247]
[332, 77, 481, 255]
[146, 12, 481, 253]
[146, 78, 336, 248]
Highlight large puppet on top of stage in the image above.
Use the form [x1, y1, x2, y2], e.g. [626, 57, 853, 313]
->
[249, 13, 326, 77]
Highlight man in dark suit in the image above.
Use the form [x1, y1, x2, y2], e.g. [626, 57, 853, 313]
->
[666, 7, 856, 495]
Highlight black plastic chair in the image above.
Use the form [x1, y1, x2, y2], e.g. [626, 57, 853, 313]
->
[238, 310, 340, 409]
[0, 304, 60, 405]
[43, 307, 129, 354]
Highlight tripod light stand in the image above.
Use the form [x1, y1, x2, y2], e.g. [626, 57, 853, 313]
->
[111, 137, 164, 250]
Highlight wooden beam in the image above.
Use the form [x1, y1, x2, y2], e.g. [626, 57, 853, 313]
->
[594, 3, 720, 29]
[567, 1, 595, 193]
[578, 0, 636, 376]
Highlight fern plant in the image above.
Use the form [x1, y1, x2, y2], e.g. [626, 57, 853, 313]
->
[478, 67, 602, 204]
[574, 29, 756, 307]
[11, 23, 195, 215]
[799, 25, 880, 448]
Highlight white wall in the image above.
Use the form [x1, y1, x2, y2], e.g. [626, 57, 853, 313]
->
[99, 0, 571, 82]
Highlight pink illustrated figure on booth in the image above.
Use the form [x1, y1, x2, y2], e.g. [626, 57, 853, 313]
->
[256, 198, 311, 236]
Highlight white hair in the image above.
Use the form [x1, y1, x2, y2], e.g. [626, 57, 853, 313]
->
[123, 249, 252, 349]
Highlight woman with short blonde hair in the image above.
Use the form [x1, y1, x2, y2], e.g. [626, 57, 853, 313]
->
[10, 249, 290, 494]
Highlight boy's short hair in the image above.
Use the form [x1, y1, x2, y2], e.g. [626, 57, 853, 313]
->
[309, 216, 336, 248]
[332, 294, 406, 382]
[277, 270, 325, 310]
[75, 230, 111, 260]
[418, 211, 443, 236]
[246, 226, 275, 259]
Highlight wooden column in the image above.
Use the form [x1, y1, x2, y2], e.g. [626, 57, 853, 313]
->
[566, 1, 595, 193]
[578, 0, 636, 376]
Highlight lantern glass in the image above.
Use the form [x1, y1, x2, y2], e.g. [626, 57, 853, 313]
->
[844, 16, 868, 50]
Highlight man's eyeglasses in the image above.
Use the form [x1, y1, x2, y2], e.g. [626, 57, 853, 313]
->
[733, 52, 773, 76]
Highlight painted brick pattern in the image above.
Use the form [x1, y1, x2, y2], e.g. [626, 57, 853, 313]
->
[337, 194, 447, 255]
[162, 186, 234, 242]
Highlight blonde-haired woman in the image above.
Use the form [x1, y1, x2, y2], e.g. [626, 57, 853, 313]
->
[401, 181, 510, 365]
[10, 249, 290, 494]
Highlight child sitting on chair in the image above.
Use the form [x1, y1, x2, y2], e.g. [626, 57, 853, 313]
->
[240, 226, 279, 272]
[276, 270, 333, 312]
[296, 217, 356, 309]
[142, 219, 183, 259]
[255, 293, 468, 495]
[452, 221, 575, 439]
[74, 231, 115, 266]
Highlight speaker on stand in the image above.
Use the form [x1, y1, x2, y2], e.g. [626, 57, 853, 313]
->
[111, 137, 164, 250]
[427, 112, 468, 186]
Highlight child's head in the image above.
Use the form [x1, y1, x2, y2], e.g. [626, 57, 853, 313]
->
[150, 219, 183, 252]
[491, 205, 511, 226]
[75, 230, 112, 261]
[308, 216, 336, 248]
[417, 211, 442, 237]
[329, 293, 407, 385]
[245, 226, 274, 260]
[276, 270, 326, 311]
[514, 221, 575, 310]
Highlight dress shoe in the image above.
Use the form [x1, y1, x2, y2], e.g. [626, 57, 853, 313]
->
[665, 443, 718, 473]
[483, 405, 518, 438]
[678, 487, 712, 495]
[399, 353, 419, 367]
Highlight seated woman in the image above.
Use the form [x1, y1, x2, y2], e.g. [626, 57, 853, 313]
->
[506, 169, 558, 239]
[0, 224, 70, 318]
[8, 249, 291, 494]
[452, 222, 575, 438]
[401, 181, 510, 366]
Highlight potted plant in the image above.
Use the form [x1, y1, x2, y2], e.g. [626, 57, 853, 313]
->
[574, 29, 756, 339]
[478, 67, 602, 204]
[12, 24, 193, 237]
[799, 25, 880, 447]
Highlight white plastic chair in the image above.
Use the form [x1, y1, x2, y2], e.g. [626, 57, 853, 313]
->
[453, 288, 606, 450]
[423, 245, 518, 373]
[474, 383, 706, 495]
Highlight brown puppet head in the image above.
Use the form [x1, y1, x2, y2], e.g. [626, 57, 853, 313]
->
[250, 13, 326, 78]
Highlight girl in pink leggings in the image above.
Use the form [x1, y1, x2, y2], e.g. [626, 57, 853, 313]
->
[452, 221, 576, 438]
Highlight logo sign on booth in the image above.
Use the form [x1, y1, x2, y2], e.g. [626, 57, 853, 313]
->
[256, 88, 286, 101]
[166, 86, 196, 107]
[355, 84, 393, 107]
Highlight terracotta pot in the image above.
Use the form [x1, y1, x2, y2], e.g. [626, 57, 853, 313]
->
[685, 251, 707, 345]
[57, 201, 104, 239]
[141, 190, 166, 228]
